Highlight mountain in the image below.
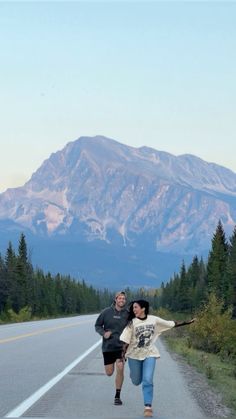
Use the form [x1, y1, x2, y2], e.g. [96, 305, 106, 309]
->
[0, 135, 236, 288]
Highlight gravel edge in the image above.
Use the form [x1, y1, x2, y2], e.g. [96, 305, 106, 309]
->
[168, 349, 235, 419]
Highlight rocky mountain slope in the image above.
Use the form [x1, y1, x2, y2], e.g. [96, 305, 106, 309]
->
[0, 136, 235, 287]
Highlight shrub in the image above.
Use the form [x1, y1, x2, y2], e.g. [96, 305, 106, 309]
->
[189, 294, 235, 358]
[5, 306, 32, 323]
[155, 307, 173, 320]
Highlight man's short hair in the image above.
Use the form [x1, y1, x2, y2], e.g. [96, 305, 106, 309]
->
[115, 290, 126, 299]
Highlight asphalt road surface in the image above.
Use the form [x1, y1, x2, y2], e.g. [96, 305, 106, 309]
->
[0, 314, 231, 419]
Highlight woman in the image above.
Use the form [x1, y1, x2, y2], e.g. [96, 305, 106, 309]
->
[120, 299, 195, 418]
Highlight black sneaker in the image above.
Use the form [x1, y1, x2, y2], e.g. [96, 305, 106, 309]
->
[114, 397, 123, 405]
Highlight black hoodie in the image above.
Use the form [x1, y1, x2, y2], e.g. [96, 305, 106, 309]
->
[95, 304, 129, 352]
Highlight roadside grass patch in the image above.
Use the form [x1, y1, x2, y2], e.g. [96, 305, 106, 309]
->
[164, 333, 236, 413]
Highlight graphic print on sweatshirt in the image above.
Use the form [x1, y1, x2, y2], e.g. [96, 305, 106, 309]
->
[135, 324, 155, 348]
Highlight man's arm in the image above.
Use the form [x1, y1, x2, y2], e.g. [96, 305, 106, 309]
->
[95, 310, 113, 339]
[95, 312, 105, 336]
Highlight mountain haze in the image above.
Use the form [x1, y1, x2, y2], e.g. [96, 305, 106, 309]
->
[0, 136, 236, 288]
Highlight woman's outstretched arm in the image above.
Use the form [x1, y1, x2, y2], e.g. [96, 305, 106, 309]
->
[174, 318, 196, 328]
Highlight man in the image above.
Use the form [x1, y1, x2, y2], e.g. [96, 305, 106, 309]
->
[95, 291, 129, 406]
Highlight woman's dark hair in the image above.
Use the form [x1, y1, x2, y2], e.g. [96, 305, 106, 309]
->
[128, 299, 150, 321]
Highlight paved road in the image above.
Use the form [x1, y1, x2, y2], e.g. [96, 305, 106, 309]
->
[22, 341, 208, 419]
[0, 315, 229, 419]
[0, 315, 99, 417]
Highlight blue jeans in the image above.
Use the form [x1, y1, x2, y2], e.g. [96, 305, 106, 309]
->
[128, 357, 156, 405]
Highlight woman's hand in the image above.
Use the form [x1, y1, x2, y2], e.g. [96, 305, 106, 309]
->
[120, 342, 129, 361]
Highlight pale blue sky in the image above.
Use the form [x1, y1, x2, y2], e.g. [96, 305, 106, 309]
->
[0, 1, 236, 192]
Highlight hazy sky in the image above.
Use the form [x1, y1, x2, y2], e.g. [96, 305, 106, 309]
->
[1, 1, 236, 193]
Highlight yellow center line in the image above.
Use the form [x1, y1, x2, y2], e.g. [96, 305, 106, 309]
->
[0, 319, 93, 344]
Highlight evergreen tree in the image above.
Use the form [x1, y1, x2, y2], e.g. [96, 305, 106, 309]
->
[31, 269, 44, 315]
[16, 233, 32, 309]
[187, 256, 207, 310]
[189, 256, 200, 288]
[171, 274, 181, 311]
[178, 261, 191, 311]
[207, 220, 229, 301]
[228, 226, 236, 316]
[0, 253, 7, 312]
[5, 241, 19, 312]
[193, 257, 207, 309]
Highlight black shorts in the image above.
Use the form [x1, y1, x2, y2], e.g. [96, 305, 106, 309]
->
[103, 350, 123, 366]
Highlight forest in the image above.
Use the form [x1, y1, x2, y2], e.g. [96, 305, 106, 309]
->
[0, 233, 113, 321]
[0, 220, 235, 332]
[159, 220, 236, 316]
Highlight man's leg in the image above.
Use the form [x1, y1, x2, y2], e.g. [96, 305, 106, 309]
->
[113, 358, 125, 405]
[115, 358, 125, 389]
[105, 363, 115, 376]
[103, 352, 124, 405]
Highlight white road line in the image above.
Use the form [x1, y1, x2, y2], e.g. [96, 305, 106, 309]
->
[5, 339, 102, 418]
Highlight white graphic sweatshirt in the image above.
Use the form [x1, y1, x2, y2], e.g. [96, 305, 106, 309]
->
[120, 315, 175, 360]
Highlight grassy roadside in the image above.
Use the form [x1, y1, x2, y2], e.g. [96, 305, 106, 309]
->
[0, 306, 100, 324]
[164, 331, 236, 415]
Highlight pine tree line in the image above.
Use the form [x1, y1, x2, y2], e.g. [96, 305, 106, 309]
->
[0, 234, 113, 319]
[159, 221, 236, 316]
[1, 221, 235, 321]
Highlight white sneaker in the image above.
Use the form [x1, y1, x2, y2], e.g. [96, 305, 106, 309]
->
[144, 406, 153, 417]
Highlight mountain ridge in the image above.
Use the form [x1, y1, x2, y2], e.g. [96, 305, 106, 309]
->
[0, 135, 235, 287]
